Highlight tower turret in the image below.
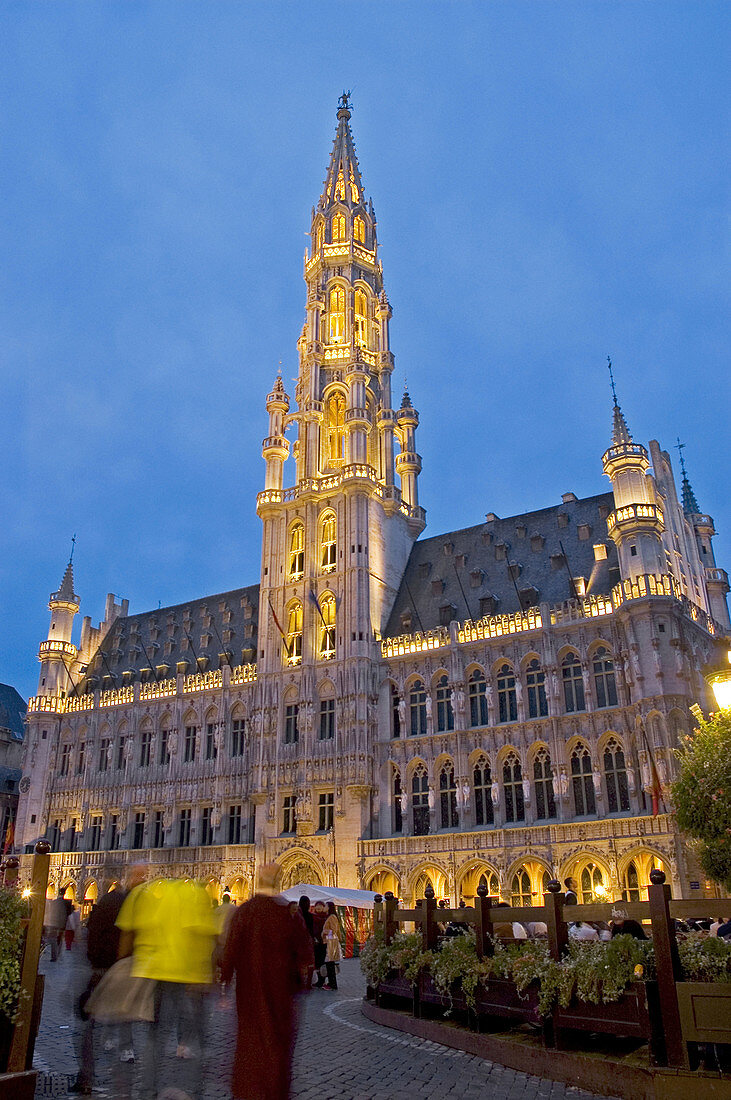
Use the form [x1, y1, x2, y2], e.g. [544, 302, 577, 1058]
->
[262, 373, 291, 492]
[601, 365, 665, 583]
[677, 440, 730, 627]
[395, 384, 422, 521]
[37, 556, 80, 697]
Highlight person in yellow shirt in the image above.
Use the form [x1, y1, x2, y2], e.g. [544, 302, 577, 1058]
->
[116, 876, 218, 1100]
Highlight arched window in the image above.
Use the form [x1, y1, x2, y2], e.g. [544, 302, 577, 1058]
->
[329, 286, 346, 343]
[320, 512, 337, 571]
[533, 748, 555, 820]
[285, 602, 303, 665]
[497, 663, 517, 724]
[511, 870, 532, 907]
[604, 737, 630, 812]
[622, 860, 640, 903]
[409, 679, 427, 737]
[468, 669, 488, 727]
[562, 653, 585, 713]
[593, 646, 618, 708]
[318, 593, 336, 660]
[503, 752, 525, 822]
[435, 675, 454, 732]
[580, 863, 604, 904]
[324, 391, 346, 465]
[392, 766, 403, 833]
[526, 659, 548, 718]
[334, 171, 346, 202]
[412, 765, 429, 835]
[571, 743, 596, 816]
[332, 210, 346, 240]
[288, 523, 304, 580]
[473, 755, 493, 827]
[349, 169, 360, 204]
[439, 763, 458, 828]
[354, 214, 365, 243]
[354, 289, 368, 348]
[315, 222, 324, 251]
[478, 872, 499, 897]
[391, 684, 401, 739]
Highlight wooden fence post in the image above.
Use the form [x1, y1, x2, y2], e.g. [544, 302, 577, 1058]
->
[423, 884, 438, 951]
[544, 879, 568, 962]
[474, 883, 494, 958]
[8, 840, 50, 1073]
[383, 891, 398, 945]
[647, 868, 687, 1069]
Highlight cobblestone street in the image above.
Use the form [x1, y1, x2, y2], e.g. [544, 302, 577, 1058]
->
[32, 949, 618, 1100]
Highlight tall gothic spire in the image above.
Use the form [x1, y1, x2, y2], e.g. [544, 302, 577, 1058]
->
[319, 92, 367, 214]
[52, 557, 78, 604]
[676, 438, 701, 515]
[607, 357, 632, 445]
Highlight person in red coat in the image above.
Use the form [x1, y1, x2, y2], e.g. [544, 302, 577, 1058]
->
[221, 864, 313, 1100]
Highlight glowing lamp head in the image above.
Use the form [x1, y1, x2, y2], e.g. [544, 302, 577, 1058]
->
[21, 887, 32, 899]
[706, 650, 731, 712]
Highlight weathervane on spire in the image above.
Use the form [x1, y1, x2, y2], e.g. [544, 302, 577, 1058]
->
[338, 90, 352, 111]
[607, 356, 618, 407]
[70, 533, 77, 561]
[675, 437, 688, 479]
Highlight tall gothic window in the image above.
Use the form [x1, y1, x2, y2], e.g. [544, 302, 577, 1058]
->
[139, 728, 152, 768]
[439, 763, 458, 828]
[334, 171, 346, 202]
[392, 766, 403, 833]
[503, 752, 525, 822]
[288, 523, 304, 580]
[526, 659, 548, 718]
[478, 872, 500, 898]
[282, 795, 296, 834]
[320, 512, 337, 571]
[571, 743, 596, 816]
[354, 289, 367, 348]
[391, 684, 401, 739]
[409, 679, 427, 736]
[329, 286, 346, 343]
[412, 765, 430, 835]
[473, 755, 493, 826]
[604, 737, 630, 812]
[622, 861, 640, 903]
[354, 214, 365, 243]
[468, 669, 488, 727]
[319, 698, 335, 741]
[435, 675, 454, 732]
[285, 602, 303, 664]
[562, 653, 585, 713]
[318, 593, 336, 660]
[284, 703, 299, 745]
[511, 869, 532, 907]
[497, 663, 518, 723]
[331, 210, 346, 239]
[533, 748, 556, 819]
[324, 391, 346, 465]
[580, 863, 604, 904]
[593, 646, 618, 708]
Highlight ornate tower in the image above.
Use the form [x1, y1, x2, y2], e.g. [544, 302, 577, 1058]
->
[602, 383, 666, 583]
[37, 557, 80, 698]
[677, 444, 730, 628]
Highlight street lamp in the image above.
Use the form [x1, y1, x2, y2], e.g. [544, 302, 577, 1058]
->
[705, 649, 731, 712]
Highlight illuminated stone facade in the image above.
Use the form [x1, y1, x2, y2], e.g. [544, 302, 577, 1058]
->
[15, 100, 730, 909]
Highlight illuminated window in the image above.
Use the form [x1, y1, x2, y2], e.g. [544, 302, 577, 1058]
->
[412, 764, 429, 835]
[436, 675, 454, 732]
[354, 214, 365, 243]
[393, 766, 403, 832]
[580, 863, 604, 904]
[562, 653, 585, 713]
[409, 679, 427, 736]
[511, 869, 532, 907]
[329, 286, 346, 344]
[318, 593, 336, 659]
[478, 872, 499, 897]
[473, 755, 493, 826]
[334, 170, 346, 201]
[288, 523, 304, 580]
[571, 743, 596, 816]
[439, 763, 458, 828]
[533, 748, 555, 819]
[526, 659, 548, 718]
[354, 289, 368, 348]
[315, 223, 324, 251]
[604, 737, 630, 812]
[332, 213, 346, 242]
[622, 861, 640, 903]
[318, 793, 334, 832]
[593, 646, 618, 708]
[324, 391, 346, 465]
[468, 669, 488, 726]
[320, 512, 337, 571]
[349, 169, 359, 203]
[286, 603, 303, 664]
[497, 663, 518, 723]
[503, 752, 525, 822]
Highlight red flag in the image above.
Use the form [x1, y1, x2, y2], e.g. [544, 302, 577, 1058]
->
[2, 820, 14, 855]
[267, 595, 292, 657]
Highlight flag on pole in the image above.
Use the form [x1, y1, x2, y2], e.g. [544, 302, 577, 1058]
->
[2, 820, 14, 856]
[308, 587, 328, 628]
[268, 595, 292, 657]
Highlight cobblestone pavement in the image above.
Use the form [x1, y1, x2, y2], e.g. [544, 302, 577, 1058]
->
[34, 948, 618, 1100]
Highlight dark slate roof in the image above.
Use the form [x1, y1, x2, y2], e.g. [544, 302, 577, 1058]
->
[0, 764, 21, 792]
[0, 684, 26, 740]
[385, 491, 618, 637]
[81, 584, 260, 688]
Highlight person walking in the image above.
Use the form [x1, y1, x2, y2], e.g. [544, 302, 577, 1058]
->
[65, 904, 80, 951]
[43, 890, 68, 962]
[311, 901, 327, 988]
[221, 863, 313, 1100]
[298, 896, 316, 988]
[321, 902, 342, 991]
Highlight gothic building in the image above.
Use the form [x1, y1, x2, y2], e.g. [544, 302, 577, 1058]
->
[16, 99, 730, 910]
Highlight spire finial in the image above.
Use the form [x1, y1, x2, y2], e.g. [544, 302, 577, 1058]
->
[675, 437, 687, 480]
[70, 533, 76, 562]
[338, 90, 352, 112]
[607, 356, 618, 407]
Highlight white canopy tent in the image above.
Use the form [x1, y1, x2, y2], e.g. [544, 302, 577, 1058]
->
[278, 883, 378, 910]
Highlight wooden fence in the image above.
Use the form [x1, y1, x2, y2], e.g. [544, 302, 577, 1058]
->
[372, 871, 731, 1069]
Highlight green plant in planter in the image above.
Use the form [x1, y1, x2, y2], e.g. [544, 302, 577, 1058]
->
[563, 935, 655, 1007]
[672, 709, 731, 890]
[388, 931, 435, 983]
[359, 937, 393, 987]
[678, 931, 731, 983]
[430, 931, 492, 1010]
[0, 885, 25, 1022]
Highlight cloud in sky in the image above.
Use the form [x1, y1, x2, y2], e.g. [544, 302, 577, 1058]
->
[1, 1, 728, 700]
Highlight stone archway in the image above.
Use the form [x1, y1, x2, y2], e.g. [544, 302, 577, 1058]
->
[280, 859, 322, 890]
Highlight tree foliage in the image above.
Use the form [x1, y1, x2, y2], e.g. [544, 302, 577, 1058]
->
[672, 709, 731, 890]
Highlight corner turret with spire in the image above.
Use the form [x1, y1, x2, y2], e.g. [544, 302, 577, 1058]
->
[37, 549, 80, 697]
[676, 439, 730, 627]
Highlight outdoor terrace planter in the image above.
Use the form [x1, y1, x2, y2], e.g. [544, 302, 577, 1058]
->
[474, 978, 541, 1028]
[416, 973, 467, 1018]
[676, 981, 731, 1046]
[375, 969, 415, 1009]
[552, 980, 658, 1041]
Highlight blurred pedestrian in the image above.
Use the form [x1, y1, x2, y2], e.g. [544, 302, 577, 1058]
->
[311, 901, 327, 988]
[610, 917, 647, 940]
[43, 890, 67, 962]
[321, 902, 342, 991]
[221, 863, 313, 1100]
[66, 904, 80, 951]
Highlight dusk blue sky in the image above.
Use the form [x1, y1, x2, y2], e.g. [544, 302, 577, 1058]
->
[2, 2, 729, 703]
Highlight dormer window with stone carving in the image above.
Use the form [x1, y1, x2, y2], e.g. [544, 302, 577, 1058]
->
[329, 286, 345, 343]
[354, 289, 368, 348]
[285, 602, 303, 665]
[288, 523, 305, 580]
[354, 214, 365, 243]
[332, 213, 346, 242]
[324, 391, 346, 466]
[320, 511, 337, 571]
[318, 592, 336, 660]
[335, 169, 346, 201]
